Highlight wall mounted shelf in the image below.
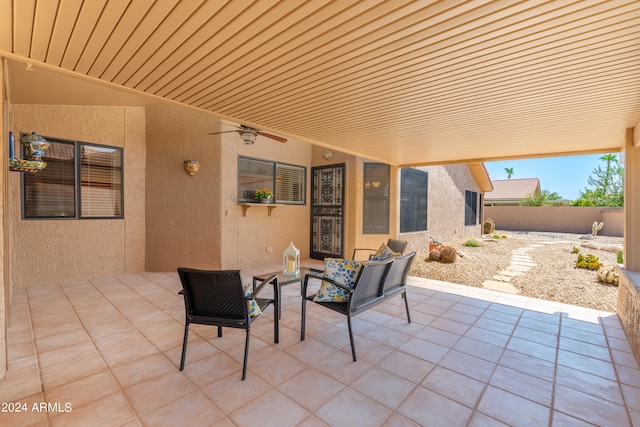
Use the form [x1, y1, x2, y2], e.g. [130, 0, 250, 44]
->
[239, 203, 283, 217]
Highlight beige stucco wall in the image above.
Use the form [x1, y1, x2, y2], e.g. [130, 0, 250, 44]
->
[8, 105, 146, 288]
[145, 105, 312, 271]
[403, 164, 482, 249]
[1, 62, 6, 378]
[484, 206, 623, 237]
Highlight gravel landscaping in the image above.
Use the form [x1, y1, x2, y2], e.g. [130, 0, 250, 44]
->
[409, 230, 623, 312]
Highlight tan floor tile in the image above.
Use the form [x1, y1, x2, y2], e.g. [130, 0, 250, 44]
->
[398, 386, 473, 426]
[182, 352, 241, 387]
[350, 366, 416, 409]
[438, 350, 496, 383]
[278, 368, 344, 412]
[312, 352, 373, 385]
[489, 365, 554, 406]
[35, 329, 92, 353]
[4, 354, 38, 379]
[44, 371, 120, 410]
[163, 337, 221, 369]
[111, 353, 178, 388]
[315, 388, 392, 427]
[40, 353, 107, 390]
[0, 393, 47, 427]
[7, 340, 35, 361]
[421, 366, 485, 408]
[100, 339, 159, 368]
[398, 336, 449, 364]
[49, 392, 136, 427]
[297, 414, 331, 427]
[553, 384, 630, 426]
[124, 371, 195, 415]
[477, 386, 550, 426]
[229, 389, 308, 427]
[139, 391, 224, 426]
[251, 351, 308, 386]
[37, 341, 99, 369]
[202, 372, 273, 414]
[0, 372, 43, 401]
[377, 350, 434, 383]
[563, 363, 624, 404]
[284, 337, 337, 364]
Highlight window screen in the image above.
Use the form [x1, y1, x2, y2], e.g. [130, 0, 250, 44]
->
[400, 168, 428, 232]
[465, 190, 478, 225]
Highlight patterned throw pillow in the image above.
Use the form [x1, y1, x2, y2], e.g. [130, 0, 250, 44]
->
[313, 258, 362, 302]
[243, 283, 262, 317]
[370, 243, 396, 261]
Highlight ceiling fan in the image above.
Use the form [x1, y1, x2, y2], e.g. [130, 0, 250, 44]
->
[208, 125, 287, 145]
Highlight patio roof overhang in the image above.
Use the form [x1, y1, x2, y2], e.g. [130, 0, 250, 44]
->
[1, 1, 639, 166]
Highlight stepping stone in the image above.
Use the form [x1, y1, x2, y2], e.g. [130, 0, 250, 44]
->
[482, 280, 520, 294]
[493, 275, 512, 282]
[507, 264, 532, 272]
[498, 270, 523, 277]
[511, 261, 537, 268]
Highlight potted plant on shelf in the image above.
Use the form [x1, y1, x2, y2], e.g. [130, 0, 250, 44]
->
[254, 188, 275, 203]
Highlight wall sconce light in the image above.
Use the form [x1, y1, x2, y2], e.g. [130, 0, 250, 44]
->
[9, 131, 49, 173]
[283, 241, 300, 275]
[184, 160, 200, 176]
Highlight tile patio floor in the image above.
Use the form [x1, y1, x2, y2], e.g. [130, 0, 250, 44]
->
[3, 260, 640, 426]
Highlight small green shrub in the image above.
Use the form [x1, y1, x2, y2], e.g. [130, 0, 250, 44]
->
[491, 233, 502, 239]
[572, 246, 580, 254]
[575, 253, 603, 270]
[617, 250, 624, 264]
[464, 239, 482, 247]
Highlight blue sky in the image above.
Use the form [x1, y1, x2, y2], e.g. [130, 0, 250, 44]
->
[484, 153, 621, 201]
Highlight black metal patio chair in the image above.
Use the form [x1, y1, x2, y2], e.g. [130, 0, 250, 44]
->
[177, 267, 278, 380]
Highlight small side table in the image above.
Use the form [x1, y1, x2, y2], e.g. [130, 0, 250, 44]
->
[253, 267, 320, 320]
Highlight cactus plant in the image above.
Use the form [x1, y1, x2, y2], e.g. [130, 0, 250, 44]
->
[597, 267, 619, 286]
[483, 218, 495, 234]
[439, 246, 457, 263]
[591, 222, 603, 238]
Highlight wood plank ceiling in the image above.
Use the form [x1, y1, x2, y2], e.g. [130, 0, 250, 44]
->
[1, 0, 640, 166]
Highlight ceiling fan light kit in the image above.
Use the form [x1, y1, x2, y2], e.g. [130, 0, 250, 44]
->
[239, 130, 257, 144]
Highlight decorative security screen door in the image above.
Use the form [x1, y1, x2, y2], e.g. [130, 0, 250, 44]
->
[310, 164, 345, 259]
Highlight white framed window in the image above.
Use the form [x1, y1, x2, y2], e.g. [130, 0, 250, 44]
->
[237, 156, 306, 204]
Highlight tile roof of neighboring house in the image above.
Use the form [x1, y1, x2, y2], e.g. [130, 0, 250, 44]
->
[485, 178, 541, 201]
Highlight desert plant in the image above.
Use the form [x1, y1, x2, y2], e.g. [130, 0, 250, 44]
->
[575, 253, 603, 270]
[597, 267, 619, 286]
[617, 250, 624, 264]
[572, 246, 580, 254]
[483, 218, 495, 234]
[439, 246, 457, 263]
[428, 249, 441, 261]
[591, 222, 603, 238]
[464, 239, 482, 247]
[492, 233, 502, 239]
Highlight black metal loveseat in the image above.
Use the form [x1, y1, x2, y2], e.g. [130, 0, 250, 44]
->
[300, 251, 416, 361]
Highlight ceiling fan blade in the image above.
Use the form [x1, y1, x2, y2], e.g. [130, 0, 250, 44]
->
[208, 130, 240, 135]
[257, 131, 287, 143]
